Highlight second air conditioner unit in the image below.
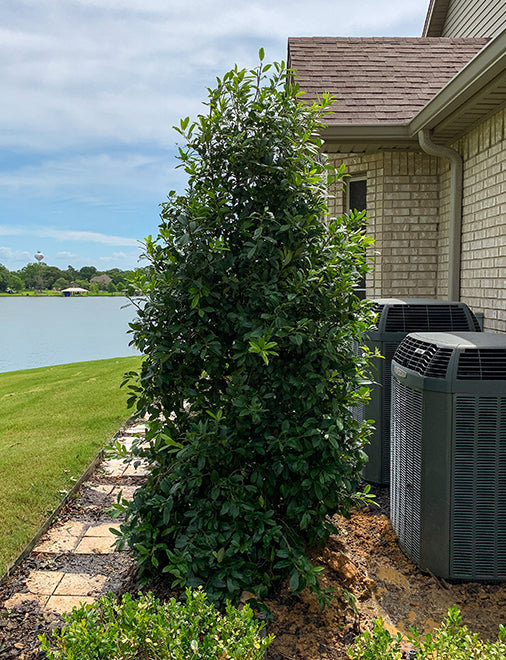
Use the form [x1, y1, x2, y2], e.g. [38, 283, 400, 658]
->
[360, 299, 480, 485]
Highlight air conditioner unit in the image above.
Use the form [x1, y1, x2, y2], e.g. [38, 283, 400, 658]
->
[390, 331, 506, 581]
[360, 299, 481, 485]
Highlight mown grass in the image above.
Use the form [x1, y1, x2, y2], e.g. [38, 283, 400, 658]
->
[0, 356, 142, 576]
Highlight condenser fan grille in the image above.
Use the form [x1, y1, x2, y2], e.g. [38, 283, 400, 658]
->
[379, 342, 399, 483]
[394, 336, 452, 378]
[384, 305, 477, 333]
[390, 378, 423, 564]
[457, 349, 506, 380]
[452, 395, 506, 579]
[351, 340, 365, 426]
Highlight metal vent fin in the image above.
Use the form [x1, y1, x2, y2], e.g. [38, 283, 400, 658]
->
[380, 342, 399, 483]
[385, 304, 474, 333]
[470, 314, 482, 332]
[371, 302, 385, 329]
[452, 396, 506, 579]
[390, 378, 422, 564]
[394, 336, 452, 378]
[457, 349, 506, 380]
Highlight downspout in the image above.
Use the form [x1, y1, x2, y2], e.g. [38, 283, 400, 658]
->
[418, 128, 463, 302]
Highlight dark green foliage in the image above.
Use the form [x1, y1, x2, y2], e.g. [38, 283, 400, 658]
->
[0, 263, 10, 292]
[79, 265, 98, 281]
[120, 54, 376, 605]
[53, 276, 70, 290]
[40, 588, 272, 659]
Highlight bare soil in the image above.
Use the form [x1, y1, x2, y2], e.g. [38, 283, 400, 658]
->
[264, 487, 506, 659]
[2, 484, 506, 659]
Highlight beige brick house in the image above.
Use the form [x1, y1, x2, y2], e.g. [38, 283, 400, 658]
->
[288, 0, 506, 331]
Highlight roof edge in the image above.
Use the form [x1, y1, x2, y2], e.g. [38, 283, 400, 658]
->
[319, 31, 505, 147]
[409, 30, 506, 136]
[422, 0, 451, 37]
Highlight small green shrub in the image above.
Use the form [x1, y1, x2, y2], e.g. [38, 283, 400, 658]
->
[347, 617, 403, 660]
[348, 605, 506, 660]
[39, 588, 272, 660]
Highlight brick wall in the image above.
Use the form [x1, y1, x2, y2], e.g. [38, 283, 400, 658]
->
[328, 151, 440, 299]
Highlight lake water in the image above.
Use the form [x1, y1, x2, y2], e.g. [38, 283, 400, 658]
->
[0, 297, 140, 373]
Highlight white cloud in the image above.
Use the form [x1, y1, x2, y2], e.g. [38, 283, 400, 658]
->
[0, 242, 144, 271]
[0, 225, 139, 246]
[0, 0, 428, 151]
[57, 251, 79, 258]
[40, 229, 140, 246]
[0, 226, 24, 236]
[0, 0, 429, 274]
[0, 247, 32, 264]
[0, 153, 173, 195]
[98, 250, 146, 268]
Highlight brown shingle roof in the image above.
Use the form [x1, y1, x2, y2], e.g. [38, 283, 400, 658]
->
[288, 37, 488, 125]
[90, 273, 112, 284]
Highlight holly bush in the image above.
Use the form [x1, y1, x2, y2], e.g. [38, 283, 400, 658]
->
[120, 52, 376, 606]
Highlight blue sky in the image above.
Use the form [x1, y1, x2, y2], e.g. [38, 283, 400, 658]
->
[1, 0, 429, 272]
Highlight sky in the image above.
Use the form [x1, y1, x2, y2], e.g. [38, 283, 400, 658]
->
[0, 0, 429, 273]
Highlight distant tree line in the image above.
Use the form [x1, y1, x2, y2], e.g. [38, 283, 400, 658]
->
[0, 262, 146, 293]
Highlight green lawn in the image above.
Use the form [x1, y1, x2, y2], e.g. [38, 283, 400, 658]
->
[0, 356, 142, 576]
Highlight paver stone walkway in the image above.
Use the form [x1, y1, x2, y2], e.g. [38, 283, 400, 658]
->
[1, 420, 148, 619]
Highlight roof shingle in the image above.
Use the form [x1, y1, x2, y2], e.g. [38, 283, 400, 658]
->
[288, 37, 488, 125]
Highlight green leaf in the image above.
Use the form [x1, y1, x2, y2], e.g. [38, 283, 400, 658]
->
[289, 569, 299, 593]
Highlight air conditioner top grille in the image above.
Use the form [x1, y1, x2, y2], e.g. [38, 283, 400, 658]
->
[393, 335, 452, 378]
[371, 302, 385, 328]
[394, 332, 506, 383]
[457, 349, 506, 380]
[384, 305, 475, 333]
[369, 299, 480, 333]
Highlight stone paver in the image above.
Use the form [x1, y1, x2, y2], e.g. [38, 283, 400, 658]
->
[111, 485, 138, 501]
[4, 592, 48, 609]
[54, 573, 107, 596]
[26, 570, 65, 595]
[74, 535, 116, 554]
[1, 420, 148, 619]
[122, 461, 149, 476]
[103, 458, 128, 477]
[87, 484, 115, 496]
[122, 424, 146, 434]
[84, 522, 121, 537]
[45, 595, 96, 614]
[34, 521, 87, 553]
